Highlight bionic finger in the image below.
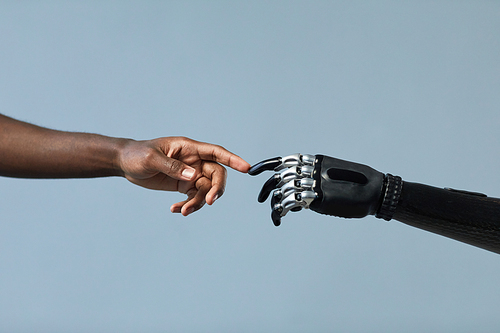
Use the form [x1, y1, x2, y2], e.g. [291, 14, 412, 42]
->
[248, 153, 315, 176]
[270, 177, 315, 207]
[248, 157, 282, 176]
[271, 190, 317, 226]
[257, 165, 314, 203]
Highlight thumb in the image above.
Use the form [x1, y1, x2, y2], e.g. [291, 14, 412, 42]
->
[152, 153, 196, 181]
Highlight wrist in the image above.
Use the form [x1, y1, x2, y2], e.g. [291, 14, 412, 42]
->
[114, 137, 137, 178]
[375, 174, 403, 221]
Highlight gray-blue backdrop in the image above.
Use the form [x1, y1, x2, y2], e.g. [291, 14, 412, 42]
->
[1, 1, 499, 332]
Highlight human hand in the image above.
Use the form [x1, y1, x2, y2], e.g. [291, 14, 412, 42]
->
[249, 154, 400, 226]
[118, 137, 250, 216]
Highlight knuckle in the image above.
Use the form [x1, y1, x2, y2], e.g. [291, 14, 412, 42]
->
[177, 136, 193, 145]
[212, 162, 227, 176]
[212, 144, 226, 159]
[141, 148, 159, 167]
[219, 165, 228, 178]
[212, 143, 224, 151]
[195, 177, 210, 190]
[194, 201, 205, 211]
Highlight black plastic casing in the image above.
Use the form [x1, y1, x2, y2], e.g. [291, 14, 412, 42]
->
[309, 155, 385, 218]
[393, 182, 500, 254]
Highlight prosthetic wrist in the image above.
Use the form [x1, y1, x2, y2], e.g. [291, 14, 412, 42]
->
[249, 154, 402, 226]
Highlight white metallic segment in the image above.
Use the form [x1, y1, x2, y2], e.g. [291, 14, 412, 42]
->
[275, 153, 301, 171]
[273, 190, 318, 217]
[253, 153, 319, 224]
[270, 154, 318, 219]
[275, 177, 315, 198]
[297, 177, 314, 189]
[298, 190, 317, 206]
[275, 153, 316, 171]
[300, 154, 316, 166]
[276, 165, 314, 187]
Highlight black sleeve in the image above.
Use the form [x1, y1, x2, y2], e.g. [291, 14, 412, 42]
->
[392, 182, 500, 254]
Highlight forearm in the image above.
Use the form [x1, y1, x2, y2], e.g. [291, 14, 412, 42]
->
[0, 114, 128, 178]
[393, 182, 500, 254]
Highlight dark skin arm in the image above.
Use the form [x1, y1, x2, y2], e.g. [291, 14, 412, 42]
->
[0, 114, 250, 216]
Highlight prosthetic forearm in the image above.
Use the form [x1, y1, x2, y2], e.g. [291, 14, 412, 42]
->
[249, 154, 500, 254]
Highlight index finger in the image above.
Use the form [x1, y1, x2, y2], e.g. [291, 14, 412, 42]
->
[196, 142, 250, 173]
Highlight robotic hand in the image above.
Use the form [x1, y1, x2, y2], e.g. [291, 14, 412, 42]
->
[250, 153, 500, 254]
[249, 154, 402, 226]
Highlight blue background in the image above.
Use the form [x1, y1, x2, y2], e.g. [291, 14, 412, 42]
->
[1, 1, 499, 332]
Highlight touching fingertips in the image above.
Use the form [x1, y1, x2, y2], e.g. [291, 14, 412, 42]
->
[231, 157, 251, 173]
[239, 161, 251, 173]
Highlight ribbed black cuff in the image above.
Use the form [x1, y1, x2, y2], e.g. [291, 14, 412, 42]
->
[376, 174, 403, 221]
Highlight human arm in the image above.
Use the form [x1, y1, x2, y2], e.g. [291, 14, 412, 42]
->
[0, 114, 250, 215]
[0, 114, 126, 179]
[249, 153, 500, 254]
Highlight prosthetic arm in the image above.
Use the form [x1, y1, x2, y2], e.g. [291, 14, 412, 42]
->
[249, 154, 500, 254]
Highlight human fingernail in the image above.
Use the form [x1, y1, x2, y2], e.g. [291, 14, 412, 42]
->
[181, 168, 195, 180]
[213, 194, 219, 203]
[185, 207, 195, 216]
